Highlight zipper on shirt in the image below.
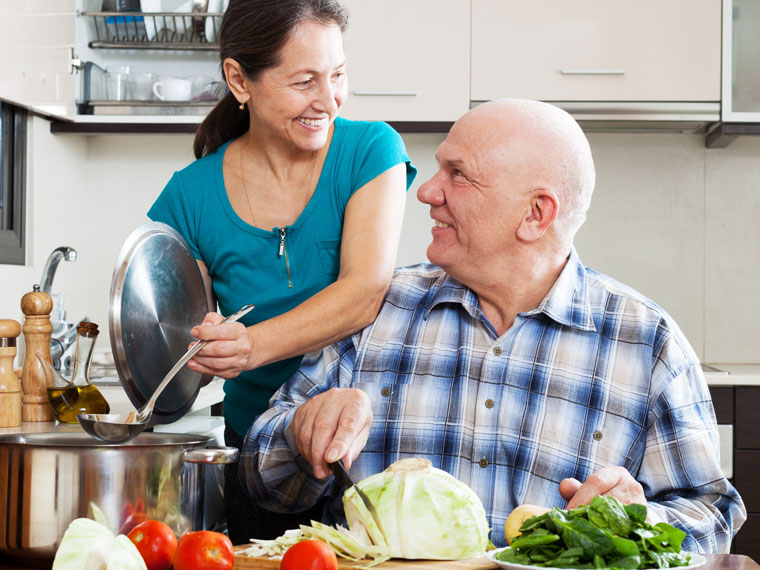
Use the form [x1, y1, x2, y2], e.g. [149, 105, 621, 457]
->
[278, 228, 293, 288]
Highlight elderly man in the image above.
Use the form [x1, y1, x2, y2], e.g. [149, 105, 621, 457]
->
[239, 99, 745, 553]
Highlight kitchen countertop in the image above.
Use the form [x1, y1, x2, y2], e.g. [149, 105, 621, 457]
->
[0, 378, 225, 437]
[703, 364, 760, 386]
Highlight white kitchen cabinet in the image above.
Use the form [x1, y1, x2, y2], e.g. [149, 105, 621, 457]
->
[722, 0, 760, 121]
[0, 1, 78, 119]
[471, 0, 721, 103]
[339, 0, 470, 122]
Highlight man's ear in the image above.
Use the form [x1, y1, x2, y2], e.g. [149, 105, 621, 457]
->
[222, 58, 250, 104]
[516, 190, 559, 242]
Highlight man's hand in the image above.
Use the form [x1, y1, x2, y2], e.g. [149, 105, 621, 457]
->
[291, 387, 373, 479]
[560, 466, 647, 509]
[187, 312, 252, 378]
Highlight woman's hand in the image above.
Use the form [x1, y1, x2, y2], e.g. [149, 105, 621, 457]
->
[187, 312, 253, 378]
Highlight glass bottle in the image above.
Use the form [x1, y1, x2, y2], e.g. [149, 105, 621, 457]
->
[44, 321, 110, 423]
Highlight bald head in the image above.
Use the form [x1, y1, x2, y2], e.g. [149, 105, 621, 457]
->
[458, 99, 596, 240]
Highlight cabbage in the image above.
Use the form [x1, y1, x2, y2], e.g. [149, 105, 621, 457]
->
[107, 535, 148, 570]
[343, 458, 490, 560]
[52, 518, 115, 570]
[52, 518, 147, 570]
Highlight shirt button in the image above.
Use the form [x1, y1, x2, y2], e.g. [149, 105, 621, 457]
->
[493, 346, 502, 356]
[485, 399, 495, 409]
[593, 431, 603, 441]
[381, 387, 391, 397]
[479, 457, 489, 468]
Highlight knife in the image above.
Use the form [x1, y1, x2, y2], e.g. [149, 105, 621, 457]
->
[330, 459, 386, 539]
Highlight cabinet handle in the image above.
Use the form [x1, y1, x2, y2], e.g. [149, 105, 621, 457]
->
[560, 69, 626, 75]
[353, 90, 418, 96]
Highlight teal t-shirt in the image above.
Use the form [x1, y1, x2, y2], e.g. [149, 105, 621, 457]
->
[148, 117, 417, 436]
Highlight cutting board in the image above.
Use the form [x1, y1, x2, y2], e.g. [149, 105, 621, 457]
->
[233, 547, 498, 569]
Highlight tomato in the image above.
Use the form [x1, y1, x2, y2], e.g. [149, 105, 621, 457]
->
[281, 540, 338, 570]
[127, 520, 177, 570]
[119, 511, 148, 535]
[173, 530, 234, 570]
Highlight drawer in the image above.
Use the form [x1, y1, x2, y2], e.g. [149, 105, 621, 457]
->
[710, 387, 734, 424]
[734, 451, 760, 511]
[732, 512, 760, 559]
[736, 387, 760, 449]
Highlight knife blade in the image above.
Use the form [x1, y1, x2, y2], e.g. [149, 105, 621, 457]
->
[330, 459, 386, 539]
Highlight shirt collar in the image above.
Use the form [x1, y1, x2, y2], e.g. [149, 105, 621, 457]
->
[526, 247, 597, 331]
[423, 247, 597, 332]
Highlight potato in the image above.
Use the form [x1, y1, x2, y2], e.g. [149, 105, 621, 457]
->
[504, 504, 551, 545]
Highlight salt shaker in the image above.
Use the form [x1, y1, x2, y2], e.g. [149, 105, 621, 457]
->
[0, 319, 22, 427]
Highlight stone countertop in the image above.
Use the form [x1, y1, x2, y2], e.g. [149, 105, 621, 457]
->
[0, 378, 225, 436]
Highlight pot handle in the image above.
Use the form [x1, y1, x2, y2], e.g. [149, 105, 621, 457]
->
[183, 446, 239, 464]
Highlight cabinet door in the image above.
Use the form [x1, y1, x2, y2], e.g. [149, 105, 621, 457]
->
[471, 0, 720, 103]
[339, 0, 470, 122]
[0, 1, 77, 119]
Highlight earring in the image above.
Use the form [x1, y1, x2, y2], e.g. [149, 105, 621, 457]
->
[239, 101, 245, 111]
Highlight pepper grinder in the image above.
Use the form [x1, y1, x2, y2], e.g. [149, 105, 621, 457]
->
[20, 284, 54, 422]
[0, 318, 23, 427]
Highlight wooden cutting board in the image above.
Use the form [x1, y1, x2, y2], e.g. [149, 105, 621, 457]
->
[233, 547, 498, 569]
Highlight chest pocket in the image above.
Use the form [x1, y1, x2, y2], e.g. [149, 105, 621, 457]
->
[317, 239, 341, 278]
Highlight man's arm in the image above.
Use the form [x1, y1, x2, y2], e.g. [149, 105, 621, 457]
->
[562, 363, 745, 554]
[238, 336, 369, 513]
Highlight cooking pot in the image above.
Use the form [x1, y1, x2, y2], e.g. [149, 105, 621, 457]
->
[0, 431, 238, 567]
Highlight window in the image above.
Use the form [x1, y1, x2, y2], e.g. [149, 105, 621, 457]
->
[0, 101, 27, 265]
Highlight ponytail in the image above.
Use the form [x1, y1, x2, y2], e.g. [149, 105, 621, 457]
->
[193, 92, 250, 159]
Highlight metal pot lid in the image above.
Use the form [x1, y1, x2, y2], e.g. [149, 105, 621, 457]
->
[109, 222, 211, 424]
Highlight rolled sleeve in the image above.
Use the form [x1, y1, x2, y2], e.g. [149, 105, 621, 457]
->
[641, 362, 746, 553]
[239, 338, 359, 513]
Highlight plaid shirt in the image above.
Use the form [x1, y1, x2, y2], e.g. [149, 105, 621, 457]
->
[241, 248, 745, 553]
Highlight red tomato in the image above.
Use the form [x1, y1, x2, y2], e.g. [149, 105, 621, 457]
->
[281, 540, 338, 570]
[173, 530, 234, 570]
[127, 520, 177, 570]
[119, 511, 148, 535]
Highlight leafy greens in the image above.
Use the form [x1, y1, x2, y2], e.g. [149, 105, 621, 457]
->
[496, 496, 692, 569]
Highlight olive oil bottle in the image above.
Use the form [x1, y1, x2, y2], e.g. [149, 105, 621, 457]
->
[43, 321, 110, 423]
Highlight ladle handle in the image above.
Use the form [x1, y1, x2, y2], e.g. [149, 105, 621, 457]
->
[139, 304, 255, 419]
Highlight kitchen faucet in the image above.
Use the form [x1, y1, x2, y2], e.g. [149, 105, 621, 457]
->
[40, 246, 77, 293]
[39, 246, 84, 369]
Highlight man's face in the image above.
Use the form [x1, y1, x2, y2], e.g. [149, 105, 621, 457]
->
[416, 116, 527, 280]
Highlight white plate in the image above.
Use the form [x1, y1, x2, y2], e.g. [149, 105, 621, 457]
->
[485, 547, 706, 570]
[204, 0, 227, 43]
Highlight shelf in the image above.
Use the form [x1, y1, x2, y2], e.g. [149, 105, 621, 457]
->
[49, 119, 454, 135]
[81, 11, 222, 50]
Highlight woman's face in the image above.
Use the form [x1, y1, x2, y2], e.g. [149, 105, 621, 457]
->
[246, 20, 347, 152]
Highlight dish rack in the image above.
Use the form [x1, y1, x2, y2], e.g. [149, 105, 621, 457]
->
[81, 11, 222, 50]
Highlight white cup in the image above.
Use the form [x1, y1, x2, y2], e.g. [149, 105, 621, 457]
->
[129, 71, 156, 101]
[152, 77, 192, 101]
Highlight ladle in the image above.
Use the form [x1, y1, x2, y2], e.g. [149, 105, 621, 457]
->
[77, 304, 254, 443]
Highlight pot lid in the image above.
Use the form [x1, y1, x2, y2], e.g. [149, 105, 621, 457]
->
[109, 222, 211, 424]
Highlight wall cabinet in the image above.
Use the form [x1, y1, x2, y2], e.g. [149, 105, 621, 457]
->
[471, 0, 721, 103]
[339, 0, 470, 122]
[722, 0, 760, 121]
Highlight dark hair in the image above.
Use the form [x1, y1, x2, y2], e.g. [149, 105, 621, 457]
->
[193, 0, 349, 159]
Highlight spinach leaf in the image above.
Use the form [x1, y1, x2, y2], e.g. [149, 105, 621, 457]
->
[502, 496, 691, 569]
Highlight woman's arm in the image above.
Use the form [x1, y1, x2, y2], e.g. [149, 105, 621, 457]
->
[188, 162, 408, 377]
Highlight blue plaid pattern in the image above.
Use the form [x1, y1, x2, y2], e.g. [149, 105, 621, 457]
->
[240, 248, 745, 553]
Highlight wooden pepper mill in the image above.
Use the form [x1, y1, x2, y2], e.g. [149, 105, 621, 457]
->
[0, 318, 23, 427]
[20, 284, 54, 422]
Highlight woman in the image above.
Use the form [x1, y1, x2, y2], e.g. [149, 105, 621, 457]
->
[147, 0, 416, 544]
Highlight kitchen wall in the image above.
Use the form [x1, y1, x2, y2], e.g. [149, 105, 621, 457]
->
[1, 116, 759, 364]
